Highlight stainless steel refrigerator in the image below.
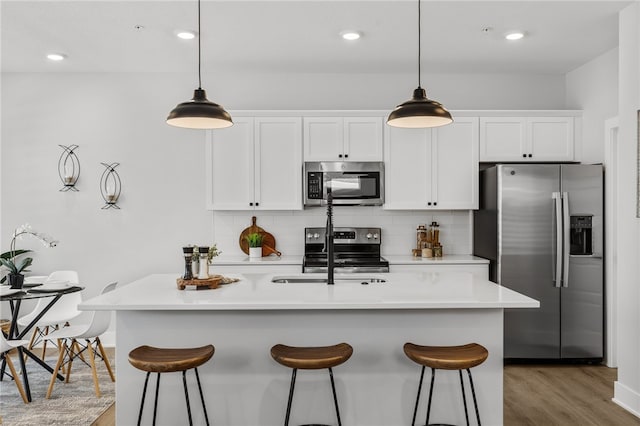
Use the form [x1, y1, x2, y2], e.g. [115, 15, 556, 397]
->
[474, 164, 603, 360]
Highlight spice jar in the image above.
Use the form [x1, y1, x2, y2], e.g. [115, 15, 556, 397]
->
[182, 246, 194, 280]
[198, 246, 210, 279]
[416, 225, 428, 251]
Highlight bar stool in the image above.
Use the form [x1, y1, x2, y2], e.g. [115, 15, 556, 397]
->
[270, 342, 353, 426]
[403, 342, 488, 426]
[128, 344, 214, 426]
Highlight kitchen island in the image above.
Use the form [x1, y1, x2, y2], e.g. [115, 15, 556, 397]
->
[81, 272, 538, 426]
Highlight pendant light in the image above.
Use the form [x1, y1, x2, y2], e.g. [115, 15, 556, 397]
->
[387, 0, 452, 128]
[167, 0, 233, 129]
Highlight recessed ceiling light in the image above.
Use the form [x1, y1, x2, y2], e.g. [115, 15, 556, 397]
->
[505, 31, 525, 41]
[176, 31, 197, 40]
[340, 30, 362, 41]
[47, 53, 66, 61]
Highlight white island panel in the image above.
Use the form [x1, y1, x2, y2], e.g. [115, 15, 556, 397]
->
[81, 272, 538, 426]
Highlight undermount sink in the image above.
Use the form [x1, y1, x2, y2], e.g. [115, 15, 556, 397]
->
[271, 275, 387, 284]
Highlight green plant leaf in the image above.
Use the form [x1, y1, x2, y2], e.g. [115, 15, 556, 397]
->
[15, 257, 33, 273]
[0, 249, 31, 260]
[0, 257, 17, 273]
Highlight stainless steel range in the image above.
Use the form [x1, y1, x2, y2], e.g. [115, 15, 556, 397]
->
[303, 227, 389, 273]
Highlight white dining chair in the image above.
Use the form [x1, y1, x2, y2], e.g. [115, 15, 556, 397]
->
[0, 332, 30, 403]
[17, 270, 82, 360]
[44, 282, 117, 398]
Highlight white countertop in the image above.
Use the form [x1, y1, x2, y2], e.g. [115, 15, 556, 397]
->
[211, 254, 488, 266]
[81, 272, 537, 311]
[384, 254, 489, 264]
[211, 255, 303, 265]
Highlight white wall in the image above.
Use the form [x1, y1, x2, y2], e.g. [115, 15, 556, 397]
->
[213, 209, 473, 258]
[566, 48, 619, 164]
[613, 2, 640, 418]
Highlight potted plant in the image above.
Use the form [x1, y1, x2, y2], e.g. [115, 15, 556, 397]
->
[0, 224, 57, 289]
[0, 255, 33, 289]
[245, 233, 263, 259]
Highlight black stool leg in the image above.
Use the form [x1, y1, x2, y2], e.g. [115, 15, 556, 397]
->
[411, 366, 426, 426]
[467, 369, 482, 426]
[425, 368, 436, 426]
[152, 373, 161, 426]
[284, 368, 297, 426]
[183, 370, 193, 426]
[137, 372, 151, 426]
[328, 367, 342, 426]
[459, 370, 470, 426]
[194, 367, 211, 426]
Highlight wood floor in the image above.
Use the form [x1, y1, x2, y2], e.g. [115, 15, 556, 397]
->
[91, 360, 640, 425]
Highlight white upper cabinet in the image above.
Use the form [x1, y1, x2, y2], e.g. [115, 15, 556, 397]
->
[384, 117, 479, 210]
[303, 117, 383, 161]
[479, 116, 575, 162]
[208, 117, 302, 210]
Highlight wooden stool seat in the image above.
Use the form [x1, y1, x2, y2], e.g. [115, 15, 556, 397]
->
[403, 342, 488, 371]
[271, 343, 353, 370]
[129, 344, 215, 426]
[404, 342, 489, 426]
[271, 342, 353, 426]
[128, 345, 214, 373]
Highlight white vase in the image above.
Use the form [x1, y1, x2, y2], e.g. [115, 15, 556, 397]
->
[249, 247, 262, 259]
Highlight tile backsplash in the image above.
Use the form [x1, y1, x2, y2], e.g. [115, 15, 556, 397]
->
[212, 208, 472, 257]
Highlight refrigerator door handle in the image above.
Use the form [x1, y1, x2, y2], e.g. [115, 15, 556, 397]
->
[552, 192, 562, 288]
[562, 192, 570, 287]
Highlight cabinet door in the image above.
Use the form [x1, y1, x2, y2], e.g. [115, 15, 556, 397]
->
[343, 117, 383, 161]
[479, 117, 526, 161]
[303, 117, 343, 160]
[527, 117, 574, 161]
[209, 118, 255, 210]
[432, 117, 479, 209]
[383, 126, 431, 209]
[254, 117, 303, 210]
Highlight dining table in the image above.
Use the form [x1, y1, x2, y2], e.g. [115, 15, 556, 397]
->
[0, 282, 84, 402]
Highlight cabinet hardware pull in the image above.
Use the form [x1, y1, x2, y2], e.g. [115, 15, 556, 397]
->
[249, 202, 253, 206]
[427, 202, 432, 206]
[528, 153, 532, 158]
[345, 154, 348, 158]
[338, 154, 343, 158]
[522, 154, 527, 158]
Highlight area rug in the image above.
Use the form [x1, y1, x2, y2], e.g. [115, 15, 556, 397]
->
[0, 354, 115, 425]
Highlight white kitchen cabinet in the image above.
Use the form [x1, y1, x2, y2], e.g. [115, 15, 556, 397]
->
[303, 116, 383, 161]
[208, 117, 302, 210]
[384, 117, 479, 210]
[479, 116, 574, 162]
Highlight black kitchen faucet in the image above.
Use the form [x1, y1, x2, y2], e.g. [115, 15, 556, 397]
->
[325, 188, 335, 285]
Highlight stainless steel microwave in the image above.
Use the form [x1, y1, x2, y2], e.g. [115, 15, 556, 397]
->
[303, 161, 384, 206]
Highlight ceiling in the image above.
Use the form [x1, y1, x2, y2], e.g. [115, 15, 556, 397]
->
[0, 1, 632, 75]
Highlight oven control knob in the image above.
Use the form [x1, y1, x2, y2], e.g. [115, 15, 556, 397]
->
[373, 233, 379, 239]
[306, 233, 313, 239]
[313, 233, 320, 239]
[366, 233, 373, 239]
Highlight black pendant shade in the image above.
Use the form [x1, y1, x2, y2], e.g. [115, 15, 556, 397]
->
[167, 89, 233, 129]
[387, 0, 452, 129]
[387, 87, 453, 128]
[166, 0, 232, 130]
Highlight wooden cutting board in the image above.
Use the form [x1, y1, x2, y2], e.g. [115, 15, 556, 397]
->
[239, 216, 281, 257]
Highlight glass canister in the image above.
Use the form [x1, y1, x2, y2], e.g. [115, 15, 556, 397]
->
[416, 225, 428, 251]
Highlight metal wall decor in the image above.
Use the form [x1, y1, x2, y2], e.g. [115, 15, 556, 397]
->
[100, 162, 122, 209]
[58, 144, 80, 191]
